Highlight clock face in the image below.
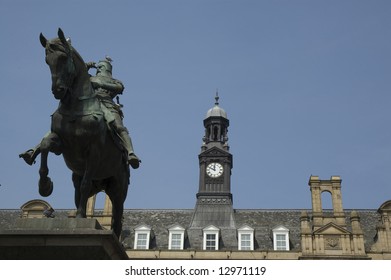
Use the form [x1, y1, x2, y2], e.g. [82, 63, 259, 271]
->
[206, 162, 224, 178]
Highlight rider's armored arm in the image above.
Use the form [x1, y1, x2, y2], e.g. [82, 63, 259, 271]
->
[91, 77, 124, 99]
[108, 80, 124, 99]
[90, 79, 121, 91]
[85, 61, 96, 70]
[111, 79, 124, 95]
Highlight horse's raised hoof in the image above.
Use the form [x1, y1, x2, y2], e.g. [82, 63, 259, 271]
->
[128, 154, 140, 169]
[39, 177, 53, 197]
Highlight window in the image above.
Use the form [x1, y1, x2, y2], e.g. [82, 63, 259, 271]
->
[205, 234, 217, 250]
[275, 234, 287, 250]
[134, 225, 152, 250]
[272, 226, 290, 251]
[136, 233, 148, 249]
[170, 234, 182, 249]
[238, 225, 254, 250]
[203, 225, 220, 250]
[240, 234, 252, 250]
[168, 225, 185, 250]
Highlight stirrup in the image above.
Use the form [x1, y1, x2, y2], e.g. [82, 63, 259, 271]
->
[19, 149, 36, 165]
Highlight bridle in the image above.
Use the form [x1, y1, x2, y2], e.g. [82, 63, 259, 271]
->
[41, 29, 76, 100]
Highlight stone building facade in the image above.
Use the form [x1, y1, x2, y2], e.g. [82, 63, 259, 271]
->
[1, 96, 390, 260]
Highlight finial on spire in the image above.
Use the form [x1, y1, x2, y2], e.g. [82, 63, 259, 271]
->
[215, 90, 219, 106]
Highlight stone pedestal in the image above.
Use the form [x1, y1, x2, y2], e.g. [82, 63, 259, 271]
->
[0, 218, 128, 260]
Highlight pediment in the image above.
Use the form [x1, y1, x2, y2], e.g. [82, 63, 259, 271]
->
[199, 146, 232, 158]
[313, 223, 351, 235]
[237, 224, 254, 231]
[134, 224, 152, 231]
[20, 199, 52, 211]
[273, 225, 289, 232]
[203, 225, 220, 232]
[168, 224, 185, 231]
[378, 200, 391, 214]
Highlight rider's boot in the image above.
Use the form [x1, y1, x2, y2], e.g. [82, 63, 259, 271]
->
[119, 131, 141, 169]
[19, 144, 41, 165]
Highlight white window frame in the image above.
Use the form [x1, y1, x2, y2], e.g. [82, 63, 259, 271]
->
[238, 225, 254, 250]
[272, 225, 290, 251]
[134, 225, 152, 250]
[203, 225, 220, 251]
[168, 225, 185, 250]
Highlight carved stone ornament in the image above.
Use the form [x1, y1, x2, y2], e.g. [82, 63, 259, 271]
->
[199, 198, 230, 205]
[325, 237, 340, 249]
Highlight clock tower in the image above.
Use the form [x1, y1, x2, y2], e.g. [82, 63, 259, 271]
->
[189, 93, 235, 230]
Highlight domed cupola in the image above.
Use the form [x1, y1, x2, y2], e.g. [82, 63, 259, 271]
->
[205, 95, 228, 119]
[202, 93, 229, 150]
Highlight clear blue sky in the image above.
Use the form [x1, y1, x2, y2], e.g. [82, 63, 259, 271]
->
[1, 0, 390, 211]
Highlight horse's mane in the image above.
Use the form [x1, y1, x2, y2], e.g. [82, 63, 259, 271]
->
[47, 38, 87, 71]
[70, 47, 86, 66]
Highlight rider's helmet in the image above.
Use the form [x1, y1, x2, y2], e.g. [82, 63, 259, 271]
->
[96, 56, 113, 75]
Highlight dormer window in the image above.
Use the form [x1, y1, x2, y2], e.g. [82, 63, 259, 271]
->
[238, 225, 254, 250]
[203, 225, 220, 250]
[168, 225, 185, 250]
[272, 225, 290, 251]
[134, 225, 152, 250]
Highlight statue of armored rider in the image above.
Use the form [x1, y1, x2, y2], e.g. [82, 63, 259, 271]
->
[87, 56, 140, 169]
[19, 56, 140, 169]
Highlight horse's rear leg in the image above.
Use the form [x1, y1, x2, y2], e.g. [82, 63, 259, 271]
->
[75, 172, 93, 218]
[107, 174, 128, 239]
[38, 132, 61, 197]
[72, 173, 83, 210]
[109, 193, 124, 238]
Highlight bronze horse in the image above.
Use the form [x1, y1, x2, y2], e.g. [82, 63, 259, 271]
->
[38, 28, 129, 238]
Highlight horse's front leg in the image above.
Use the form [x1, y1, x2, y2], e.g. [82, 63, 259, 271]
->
[76, 145, 100, 218]
[38, 132, 62, 197]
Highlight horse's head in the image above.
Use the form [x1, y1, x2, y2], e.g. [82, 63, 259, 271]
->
[40, 28, 76, 100]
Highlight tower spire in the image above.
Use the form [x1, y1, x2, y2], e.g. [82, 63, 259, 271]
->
[189, 93, 235, 232]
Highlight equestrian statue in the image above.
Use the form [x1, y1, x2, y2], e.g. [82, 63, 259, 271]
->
[19, 28, 140, 238]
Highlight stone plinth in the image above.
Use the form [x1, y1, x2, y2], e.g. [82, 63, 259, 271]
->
[0, 218, 128, 260]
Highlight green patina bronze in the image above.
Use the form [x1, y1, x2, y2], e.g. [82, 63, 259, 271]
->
[87, 57, 140, 168]
[19, 28, 140, 238]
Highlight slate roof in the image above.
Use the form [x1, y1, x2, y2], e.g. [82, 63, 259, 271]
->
[0, 208, 380, 252]
[0, 210, 21, 230]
